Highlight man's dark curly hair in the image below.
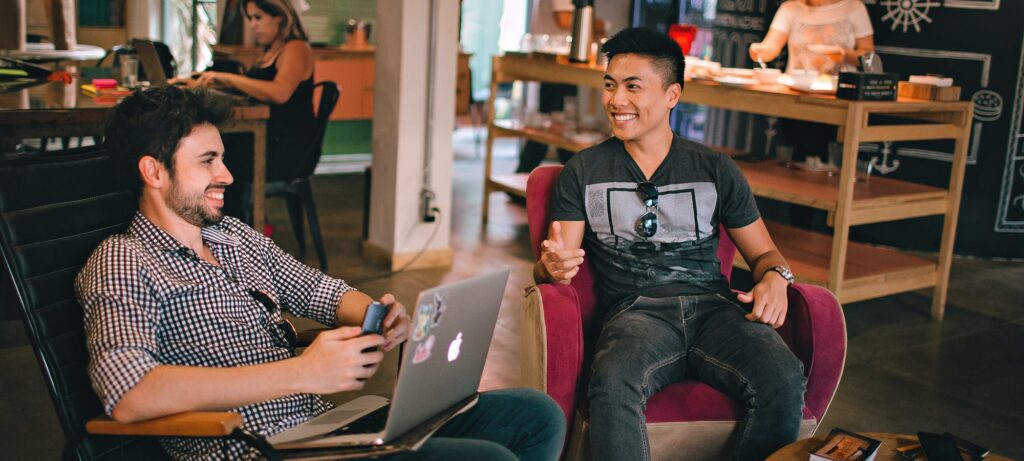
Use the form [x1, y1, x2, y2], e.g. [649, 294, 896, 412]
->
[105, 86, 234, 194]
[601, 27, 686, 89]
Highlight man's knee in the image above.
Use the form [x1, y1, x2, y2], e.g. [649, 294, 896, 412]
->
[489, 388, 566, 433]
[752, 353, 806, 411]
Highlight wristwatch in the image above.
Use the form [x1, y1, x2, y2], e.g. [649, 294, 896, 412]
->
[765, 265, 795, 285]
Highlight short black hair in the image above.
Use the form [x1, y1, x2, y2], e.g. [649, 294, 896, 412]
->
[105, 86, 234, 194]
[601, 27, 686, 89]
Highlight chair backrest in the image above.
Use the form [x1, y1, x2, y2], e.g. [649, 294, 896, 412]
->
[295, 81, 340, 179]
[526, 165, 737, 335]
[0, 146, 165, 460]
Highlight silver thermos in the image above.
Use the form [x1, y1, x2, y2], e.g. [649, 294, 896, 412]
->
[568, 0, 594, 63]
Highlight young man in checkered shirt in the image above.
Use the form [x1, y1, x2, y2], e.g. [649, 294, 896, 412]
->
[76, 87, 565, 460]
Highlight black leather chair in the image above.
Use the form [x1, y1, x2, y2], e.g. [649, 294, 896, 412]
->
[265, 81, 340, 271]
[0, 146, 276, 460]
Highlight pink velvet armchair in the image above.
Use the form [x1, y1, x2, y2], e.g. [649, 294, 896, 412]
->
[520, 165, 847, 461]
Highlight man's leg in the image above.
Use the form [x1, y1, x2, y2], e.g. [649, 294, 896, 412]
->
[392, 388, 565, 461]
[688, 294, 806, 461]
[515, 141, 551, 174]
[588, 297, 688, 461]
[386, 438, 518, 461]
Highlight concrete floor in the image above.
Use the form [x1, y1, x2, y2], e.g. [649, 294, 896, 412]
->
[1, 129, 1022, 459]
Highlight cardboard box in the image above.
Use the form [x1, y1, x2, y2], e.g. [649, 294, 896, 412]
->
[897, 81, 962, 101]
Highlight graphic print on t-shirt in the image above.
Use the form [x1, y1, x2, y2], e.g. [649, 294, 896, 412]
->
[584, 181, 717, 251]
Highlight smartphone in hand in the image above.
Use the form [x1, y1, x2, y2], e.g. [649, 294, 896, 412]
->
[361, 301, 388, 336]
[356, 301, 389, 380]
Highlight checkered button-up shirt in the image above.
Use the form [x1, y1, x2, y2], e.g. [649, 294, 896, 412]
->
[76, 213, 353, 460]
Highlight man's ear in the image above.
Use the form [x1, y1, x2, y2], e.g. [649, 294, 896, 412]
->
[138, 155, 167, 189]
[666, 82, 682, 108]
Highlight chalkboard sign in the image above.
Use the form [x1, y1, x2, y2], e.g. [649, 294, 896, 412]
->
[851, 0, 1024, 257]
[633, 0, 1024, 258]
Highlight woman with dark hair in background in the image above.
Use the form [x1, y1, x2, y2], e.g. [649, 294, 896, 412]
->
[175, 0, 314, 223]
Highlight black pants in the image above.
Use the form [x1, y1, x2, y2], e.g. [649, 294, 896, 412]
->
[515, 83, 577, 173]
[776, 118, 838, 228]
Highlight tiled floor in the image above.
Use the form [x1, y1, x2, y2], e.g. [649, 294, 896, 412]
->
[1, 128, 1022, 459]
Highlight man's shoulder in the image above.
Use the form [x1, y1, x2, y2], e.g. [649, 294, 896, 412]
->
[77, 231, 151, 291]
[571, 137, 622, 166]
[87, 232, 147, 264]
[673, 136, 726, 164]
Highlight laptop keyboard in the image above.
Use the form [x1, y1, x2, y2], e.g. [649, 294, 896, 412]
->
[324, 403, 391, 437]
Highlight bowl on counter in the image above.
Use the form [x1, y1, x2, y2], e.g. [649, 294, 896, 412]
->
[787, 69, 819, 88]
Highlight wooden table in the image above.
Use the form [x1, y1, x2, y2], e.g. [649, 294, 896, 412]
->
[484, 54, 974, 320]
[767, 432, 1011, 461]
[0, 80, 270, 231]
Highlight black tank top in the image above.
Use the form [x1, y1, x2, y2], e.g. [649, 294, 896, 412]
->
[245, 43, 315, 180]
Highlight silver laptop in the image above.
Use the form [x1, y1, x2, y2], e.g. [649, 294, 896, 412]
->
[268, 268, 511, 449]
[132, 39, 168, 87]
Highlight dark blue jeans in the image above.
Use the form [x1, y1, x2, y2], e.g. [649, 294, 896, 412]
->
[387, 388, 566, 461]
[587, 293, 806, 461]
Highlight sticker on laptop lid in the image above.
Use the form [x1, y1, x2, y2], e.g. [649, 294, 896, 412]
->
[412, 334, 435, 364]
[412, 301, 434, 341]
[430, 293, 447, 327]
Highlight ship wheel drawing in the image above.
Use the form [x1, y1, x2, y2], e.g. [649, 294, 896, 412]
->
[881, 0, 941, 33]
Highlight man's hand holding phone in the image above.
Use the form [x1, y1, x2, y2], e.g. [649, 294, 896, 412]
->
[363, 294, 410, 352]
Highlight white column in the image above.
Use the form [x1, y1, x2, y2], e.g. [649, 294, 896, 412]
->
[364, 0, 457, 270]
[127, 0, 162, 41]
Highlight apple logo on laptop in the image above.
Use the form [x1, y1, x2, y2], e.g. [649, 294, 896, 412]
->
[447, 332, 463, 362]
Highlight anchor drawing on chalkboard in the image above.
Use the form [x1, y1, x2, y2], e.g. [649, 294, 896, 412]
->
[881, 0, 941, 33]
[870, 141, 900, 175]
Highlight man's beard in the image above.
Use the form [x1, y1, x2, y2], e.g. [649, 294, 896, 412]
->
[166, 177, 226, 227]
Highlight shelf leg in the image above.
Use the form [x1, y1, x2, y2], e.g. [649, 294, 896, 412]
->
[828, 106, 865, 302]
[931, 106, 973, 321]
[481, 68, 500, 227]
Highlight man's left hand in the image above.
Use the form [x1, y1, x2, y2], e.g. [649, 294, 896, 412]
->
[736, 272, 789, 328]
[378, 294, 410, 352]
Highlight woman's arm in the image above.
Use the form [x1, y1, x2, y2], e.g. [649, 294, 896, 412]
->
[843, 35, 875, 67]
[749, 28, 788, 63]
[193, 40, 313, 104]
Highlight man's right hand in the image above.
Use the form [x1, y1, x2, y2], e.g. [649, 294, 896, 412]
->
[298, 326, 385, 394]
[539, 221, 585, 284]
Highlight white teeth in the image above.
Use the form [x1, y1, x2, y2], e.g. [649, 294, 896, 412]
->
[614, 114, 637, 121]
[207, 192, 224, 200]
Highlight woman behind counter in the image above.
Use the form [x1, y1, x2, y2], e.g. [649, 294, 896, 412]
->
[175, 0, 314, 223]
[748, 0, 874, 75]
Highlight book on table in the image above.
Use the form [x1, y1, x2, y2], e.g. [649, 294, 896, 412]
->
[809, 428, 882, 461]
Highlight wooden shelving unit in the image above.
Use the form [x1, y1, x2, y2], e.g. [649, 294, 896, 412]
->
[484, 54, 973, 320]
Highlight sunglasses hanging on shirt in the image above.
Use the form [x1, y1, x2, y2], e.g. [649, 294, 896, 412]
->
[250, 289, 298, 354]
[635, 181, 659, 239]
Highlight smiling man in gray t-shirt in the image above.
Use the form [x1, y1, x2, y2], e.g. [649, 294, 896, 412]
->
[534, 28, 807, 461]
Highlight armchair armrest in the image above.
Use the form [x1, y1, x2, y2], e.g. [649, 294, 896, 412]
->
[521, 283, 585, 424]
[86, 412, 243, 437]
[783, 283, 846, 424]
